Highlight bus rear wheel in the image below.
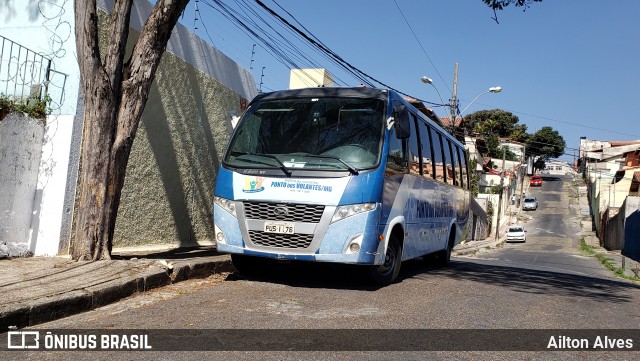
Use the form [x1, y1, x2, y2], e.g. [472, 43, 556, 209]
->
[367, 236, 401, 285]
[430, 233, 454, 267]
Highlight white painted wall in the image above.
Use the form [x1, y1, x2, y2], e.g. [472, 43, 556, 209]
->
[1, 0, 258, 256]
[1, 0, 79, 256]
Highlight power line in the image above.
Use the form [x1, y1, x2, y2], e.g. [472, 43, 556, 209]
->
[392, 0, 451, 94]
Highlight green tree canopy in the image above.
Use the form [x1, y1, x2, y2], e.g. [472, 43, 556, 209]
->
[464, 109, 527, 159]
[464, 109, 564, 163]
[526, 126, 565, 160]
[463, 109, 528, 142]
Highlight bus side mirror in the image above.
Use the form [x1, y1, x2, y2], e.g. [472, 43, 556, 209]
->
[393, 105, 410, 139]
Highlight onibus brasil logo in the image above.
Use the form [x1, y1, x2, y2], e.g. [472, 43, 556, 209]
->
[242, 176, 265, 193]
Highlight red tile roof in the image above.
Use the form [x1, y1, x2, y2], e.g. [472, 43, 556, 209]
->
[439, 116, 463, 128]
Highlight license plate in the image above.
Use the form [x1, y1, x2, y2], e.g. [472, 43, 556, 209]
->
[264, 222, 295, 234]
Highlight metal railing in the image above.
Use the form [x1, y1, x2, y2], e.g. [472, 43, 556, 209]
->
[0, 35, 52, 102]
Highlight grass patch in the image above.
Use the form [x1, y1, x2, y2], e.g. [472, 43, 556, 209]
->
[579, 237, 640, 282]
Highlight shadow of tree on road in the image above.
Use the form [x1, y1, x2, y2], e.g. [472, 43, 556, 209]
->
[225, 257, 640, 303]
[410, 259, 640, 304]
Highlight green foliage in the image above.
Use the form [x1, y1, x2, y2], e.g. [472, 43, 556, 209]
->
[533, 157, 546, 172]
[579, 237, 640, 282]
[468, 154, 479, 198]
[464, 109, 525, 138]
[486, 200, 494, 233]
[482, 0, 543, 10]
[465, 109, 565, 165]
[526, 126, 565, 160]
[0, 93, 51, 121]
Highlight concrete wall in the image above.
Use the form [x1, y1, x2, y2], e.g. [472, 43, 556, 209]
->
[0, 113, 44, 256]
[622, 208, 640, 261]
[617, 196, 640, 258]
[110, 47, 242, 248]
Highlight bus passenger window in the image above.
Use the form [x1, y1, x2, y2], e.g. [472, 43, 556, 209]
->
[408, 116, 420, 176]
[430, 128, 446, 183]
[386, 127, 407, 174]
[418, 120, 433, 179]
[456, 147, 466, 189]
[446, 140, 458, 186]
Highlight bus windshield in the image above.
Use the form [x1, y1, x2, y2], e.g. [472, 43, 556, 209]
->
[224, 96, 385, 173]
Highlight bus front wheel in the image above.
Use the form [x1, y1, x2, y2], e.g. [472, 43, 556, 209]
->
[367, 236, 402, 285]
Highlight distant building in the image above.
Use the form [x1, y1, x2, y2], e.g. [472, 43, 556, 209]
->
[579, 138, 640, 255]
[289, 68, 334, 89]
[543, 160, 573, 175]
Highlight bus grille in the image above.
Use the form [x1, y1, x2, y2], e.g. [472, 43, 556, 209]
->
[248, 231, 313, 249]
[243, 202, 324, 223]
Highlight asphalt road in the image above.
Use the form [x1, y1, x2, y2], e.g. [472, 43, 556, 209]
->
[7, 175, 640, 360]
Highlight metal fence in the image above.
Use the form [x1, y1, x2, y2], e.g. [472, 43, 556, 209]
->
[0, 35, 52, 102]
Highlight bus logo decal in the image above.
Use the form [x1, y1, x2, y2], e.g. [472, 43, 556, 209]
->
[242, 176, 265, 193]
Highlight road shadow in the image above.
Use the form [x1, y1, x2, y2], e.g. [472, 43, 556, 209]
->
[111, 246, 223, 260]
[418, 258, 640, 303]
[224, 260, 385, 291]
[224, 257, 640, 302]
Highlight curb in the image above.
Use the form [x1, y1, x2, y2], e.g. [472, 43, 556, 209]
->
[0, 256, 233, 331]
[453, 238, 505, 257]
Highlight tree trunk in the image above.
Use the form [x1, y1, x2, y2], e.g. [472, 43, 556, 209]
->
[72, 0, 190, 260]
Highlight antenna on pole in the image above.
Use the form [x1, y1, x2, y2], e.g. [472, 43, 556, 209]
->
[194, 0, 200, 30]
[249, 44, 256, 72]
[259, 67, 266, 93]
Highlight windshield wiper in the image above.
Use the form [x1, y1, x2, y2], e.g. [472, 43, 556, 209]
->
[236, 153, 292, 177]
[303, 154, 359, 175]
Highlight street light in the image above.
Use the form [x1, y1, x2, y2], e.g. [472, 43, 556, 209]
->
[459, 86, 502, 117]
[420, 75, 445, 105]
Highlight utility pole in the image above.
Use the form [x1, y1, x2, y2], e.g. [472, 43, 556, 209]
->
[449, 63, 459, 136]
[495, 146, 506, 241]
[519, 145, 526, 208]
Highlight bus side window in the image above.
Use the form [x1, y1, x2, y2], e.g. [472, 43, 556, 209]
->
[417, 120, 433, 179]
[455, 146, 466, 189]
[430, 128, 446, 183]
[407, 115, 420, 176]
[446, 139, 458, 186]
[386, 126, 407, 174]
[462, 148, 470, 189]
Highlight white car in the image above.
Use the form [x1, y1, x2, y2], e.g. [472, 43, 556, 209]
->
[506, 226, 526, 242]
[522, 197, 538, 211]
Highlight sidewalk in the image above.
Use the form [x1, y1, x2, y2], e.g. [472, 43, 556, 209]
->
[0, 247, 233, 331]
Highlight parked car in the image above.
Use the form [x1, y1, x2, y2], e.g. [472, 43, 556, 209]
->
[530, 175, 543, 186]
[522, 196, 538, 210]
[506, 225, 526, 242]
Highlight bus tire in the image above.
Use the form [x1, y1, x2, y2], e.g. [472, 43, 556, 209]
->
[231, 254, 266, 276]
[367, 235, 402, 285]
[432, 232, 454, 267]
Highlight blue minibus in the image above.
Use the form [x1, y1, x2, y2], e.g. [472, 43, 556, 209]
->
[213, 87, 470, 284]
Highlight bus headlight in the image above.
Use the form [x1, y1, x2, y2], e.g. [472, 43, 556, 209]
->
[331, 203, 377, 223]
[214, 225, 226, 244]
[214, 196, 237, 217]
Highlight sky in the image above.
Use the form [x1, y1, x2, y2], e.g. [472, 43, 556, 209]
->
[174, 0, 640, 163]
